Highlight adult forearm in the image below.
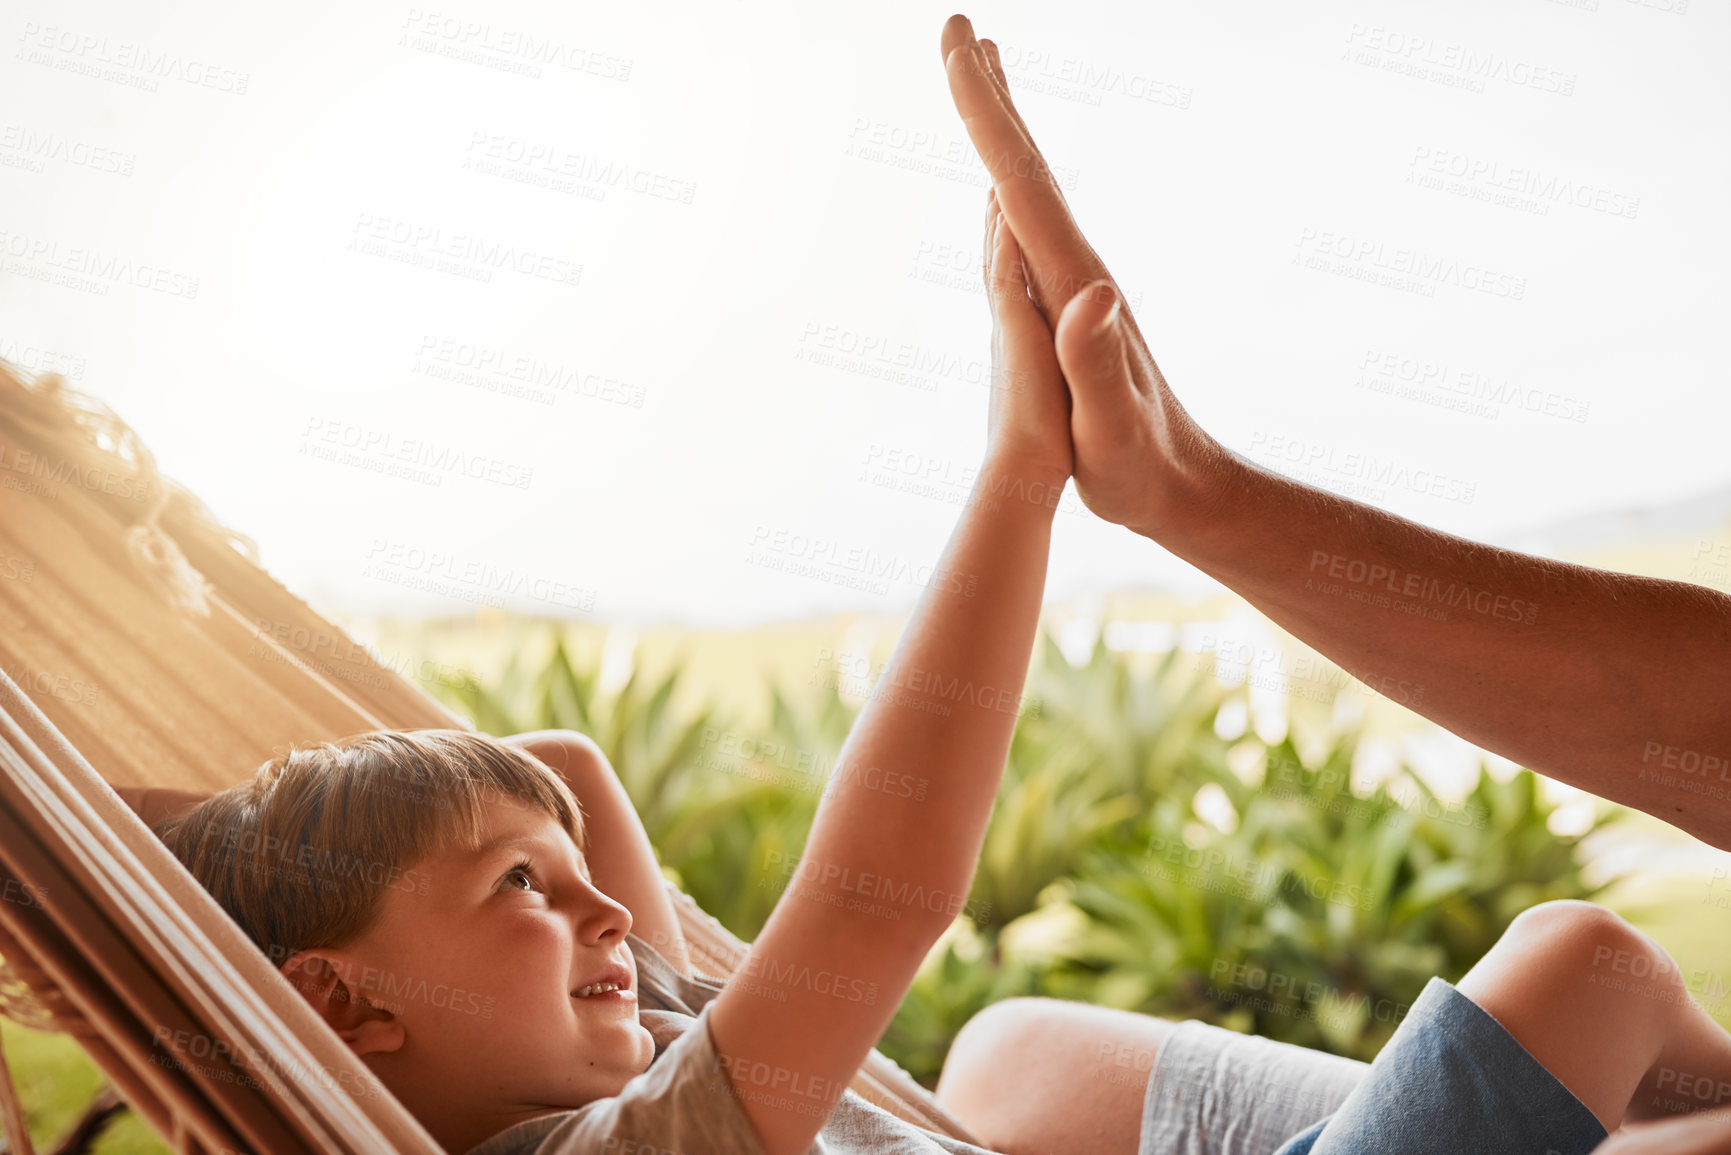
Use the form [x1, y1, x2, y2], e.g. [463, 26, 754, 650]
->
[1161, 454, 1731, 847]
[791, 455, 1060, 938]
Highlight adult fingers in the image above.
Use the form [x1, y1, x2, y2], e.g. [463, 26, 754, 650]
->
[978, 39, 1031, 143]
[940, 15, 1110, 320]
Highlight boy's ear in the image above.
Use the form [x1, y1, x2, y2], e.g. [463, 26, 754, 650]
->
[279, 950, 406, 1058]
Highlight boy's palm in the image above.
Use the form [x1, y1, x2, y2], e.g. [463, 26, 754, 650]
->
[983, 190, 1072, 481]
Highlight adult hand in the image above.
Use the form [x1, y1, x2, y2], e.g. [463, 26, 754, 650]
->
[1593, 1108, 1731, 1155]
[938, 14, 1232, 538]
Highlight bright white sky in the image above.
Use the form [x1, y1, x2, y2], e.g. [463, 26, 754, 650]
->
[3, 0, 1725, 627]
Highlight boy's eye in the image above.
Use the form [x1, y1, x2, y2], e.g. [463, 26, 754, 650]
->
[501, 861, 540, 893]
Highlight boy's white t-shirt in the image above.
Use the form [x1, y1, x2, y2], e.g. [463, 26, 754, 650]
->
[464, 931, 1003, 1155]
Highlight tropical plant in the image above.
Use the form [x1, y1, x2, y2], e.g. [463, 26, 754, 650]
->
[418, 621, 1623, 1087]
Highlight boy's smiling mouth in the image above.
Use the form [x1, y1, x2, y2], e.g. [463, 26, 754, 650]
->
[571, 960, 634, 1001]
[572, 981, 634, 1001]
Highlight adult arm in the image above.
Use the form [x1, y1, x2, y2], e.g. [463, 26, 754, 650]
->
[938, 14, 1731, 849]
[1595, 1108, 1731, 1155]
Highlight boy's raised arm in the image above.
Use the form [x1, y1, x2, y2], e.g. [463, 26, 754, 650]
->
[706, 195, 1073, 1155]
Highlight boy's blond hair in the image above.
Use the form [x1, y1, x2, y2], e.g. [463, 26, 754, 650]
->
[156, 730, 584, 968]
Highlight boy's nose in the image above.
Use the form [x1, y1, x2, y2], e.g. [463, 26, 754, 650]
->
[572, 879, 633, 942]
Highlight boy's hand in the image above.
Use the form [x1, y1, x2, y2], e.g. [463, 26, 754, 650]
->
[982, 185, 1073, 484]
[944, 16, 1227, 535]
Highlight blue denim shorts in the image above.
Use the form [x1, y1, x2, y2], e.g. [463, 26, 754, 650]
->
[1269, 977, 1608, 1155]
[1138, 977, 1610, 1155]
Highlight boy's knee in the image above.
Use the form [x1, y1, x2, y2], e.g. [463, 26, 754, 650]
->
[950, 997, 1060, 1060]
[1503, 901, 1675, 987]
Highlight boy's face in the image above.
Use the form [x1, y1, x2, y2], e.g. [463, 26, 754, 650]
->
[324, 798, 655, 1145]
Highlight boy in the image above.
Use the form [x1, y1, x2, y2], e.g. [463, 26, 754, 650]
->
[149, 181, 1083, 1155]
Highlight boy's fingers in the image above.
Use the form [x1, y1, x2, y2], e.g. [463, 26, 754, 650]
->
[988, 212, 1040, 320]
[941, 19, 1110, 322]
[990, 187, 1003, 290]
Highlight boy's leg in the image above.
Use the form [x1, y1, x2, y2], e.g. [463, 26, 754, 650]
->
[1271, 900, 1730, 1155]
[937, 996, 1367, 1155]
[1455, 899, 1731, 1131]
[937, 998, 1174, 1155]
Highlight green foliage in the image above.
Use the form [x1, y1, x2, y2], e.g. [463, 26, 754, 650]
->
[0, 619, 1626, 1146]
[419, 624, 1620, 1088]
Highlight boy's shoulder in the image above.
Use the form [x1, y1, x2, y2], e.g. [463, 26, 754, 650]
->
[625, 931, 728, 1015]
[463, 999, 769, 1155]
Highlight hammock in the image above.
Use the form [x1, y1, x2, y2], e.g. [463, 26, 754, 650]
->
[0, 361, 982, 1153]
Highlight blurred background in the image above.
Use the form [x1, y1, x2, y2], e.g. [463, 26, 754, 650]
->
[1, 0, 1727, 1149]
